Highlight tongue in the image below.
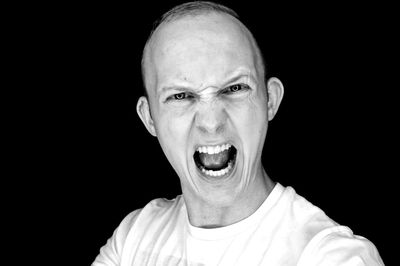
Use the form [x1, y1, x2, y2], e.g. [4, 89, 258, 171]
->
[199, 150, 230, 170]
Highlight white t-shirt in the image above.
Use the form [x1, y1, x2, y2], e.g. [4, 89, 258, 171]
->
[92, 183, 383, 265]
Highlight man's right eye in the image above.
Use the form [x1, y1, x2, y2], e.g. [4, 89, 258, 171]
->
[165, 92, 193, 103]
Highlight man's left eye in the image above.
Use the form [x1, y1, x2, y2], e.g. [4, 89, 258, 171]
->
[230, 84, 242, 92]
[174, 93, 187, 100]
[224, 84, 249, 93]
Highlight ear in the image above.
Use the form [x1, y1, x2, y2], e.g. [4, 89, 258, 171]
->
[266, 77, 284, 121]
[136, 96, 157, 137]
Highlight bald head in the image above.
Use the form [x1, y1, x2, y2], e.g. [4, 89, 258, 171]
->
[141, 2, 266, 98]
[136, 2, 284, 207]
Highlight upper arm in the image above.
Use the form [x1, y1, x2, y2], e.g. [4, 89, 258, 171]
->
[298, 226, 384, 266]
[91, 210, 141, 266]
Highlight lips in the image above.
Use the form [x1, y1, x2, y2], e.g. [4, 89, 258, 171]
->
[193, 143, 237, 177]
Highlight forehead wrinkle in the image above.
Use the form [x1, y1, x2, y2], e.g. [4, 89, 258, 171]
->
[198, 86, 219, 100]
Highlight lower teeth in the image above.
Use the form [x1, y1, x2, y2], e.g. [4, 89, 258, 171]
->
[201, 161, 233, 177]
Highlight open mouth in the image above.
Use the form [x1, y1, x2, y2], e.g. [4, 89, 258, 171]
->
[193, 143, 237, 177]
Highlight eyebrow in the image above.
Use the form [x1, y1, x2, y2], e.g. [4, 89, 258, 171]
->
[159, 70, 257, 94]
[160, 86, 192, 93]
[223, 73, 256, 87]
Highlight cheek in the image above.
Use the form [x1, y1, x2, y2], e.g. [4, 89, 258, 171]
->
[229, 97, 267, 136]
[156, 110, 191, 156]
[245, 110, 267, 144]
[165, 110, 191, 137]
[250, 101, 268, 135]
[227, 97, 268, 160]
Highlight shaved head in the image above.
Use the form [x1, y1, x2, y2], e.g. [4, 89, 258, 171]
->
[141, 2, 266, 98]
[136, 1, 284, 218]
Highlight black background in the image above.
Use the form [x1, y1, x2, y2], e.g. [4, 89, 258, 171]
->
[18, 0, 396, 265]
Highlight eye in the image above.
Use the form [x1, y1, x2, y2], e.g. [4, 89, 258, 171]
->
[167, 92, 194, 102]
[174, 92, 187, 100]
[229, 84, 242, 92]
[222, 84, 250, 94]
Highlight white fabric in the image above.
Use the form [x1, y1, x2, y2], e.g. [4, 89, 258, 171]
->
[92, 183, 384, 265]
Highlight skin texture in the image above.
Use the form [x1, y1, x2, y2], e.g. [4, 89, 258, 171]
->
[137, 12, 284, 228]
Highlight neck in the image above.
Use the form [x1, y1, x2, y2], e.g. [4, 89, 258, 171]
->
[183, 167, 275, 228]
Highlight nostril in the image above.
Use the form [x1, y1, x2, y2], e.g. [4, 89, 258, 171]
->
[195, 107, 228, 134]
[196, 119, 226, 134]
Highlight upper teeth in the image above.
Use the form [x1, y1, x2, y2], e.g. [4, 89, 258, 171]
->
[197, 143, 231, 155]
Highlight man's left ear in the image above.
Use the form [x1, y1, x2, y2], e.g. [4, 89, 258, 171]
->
[266, 77, 284, 121]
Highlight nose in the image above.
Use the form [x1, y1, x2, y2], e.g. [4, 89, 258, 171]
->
[195, 102, 228, 135]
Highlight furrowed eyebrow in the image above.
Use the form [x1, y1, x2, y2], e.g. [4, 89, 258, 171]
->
[224, 75, 246, 85]
[160, 86, 193, 93]
[158, 71, 257, 94]
[222, 72, 258, 87]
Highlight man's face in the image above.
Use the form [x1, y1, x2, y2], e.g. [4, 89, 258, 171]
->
[140, 13, 275, 204]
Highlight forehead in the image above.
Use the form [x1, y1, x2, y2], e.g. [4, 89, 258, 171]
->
[145, 13, 260, 92]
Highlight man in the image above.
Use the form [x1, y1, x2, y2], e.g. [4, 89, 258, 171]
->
[93, 1, 383, 265]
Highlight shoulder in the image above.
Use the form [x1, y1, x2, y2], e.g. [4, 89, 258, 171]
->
[297, 225, 384, 265]
[275, 185, 383, 264]
[119, 195, 184, 235]
[135, 195, 185, 225]
[92, 196, 183, 266]
[279, 185, 330, 221]
[278, 185, 339, 239]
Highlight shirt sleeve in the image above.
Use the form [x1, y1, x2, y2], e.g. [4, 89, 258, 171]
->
[91, 210, 141, 266]
[297, 226, 384, 266]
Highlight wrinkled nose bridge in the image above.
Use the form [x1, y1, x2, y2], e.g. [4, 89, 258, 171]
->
[195, 100, 227, 134]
